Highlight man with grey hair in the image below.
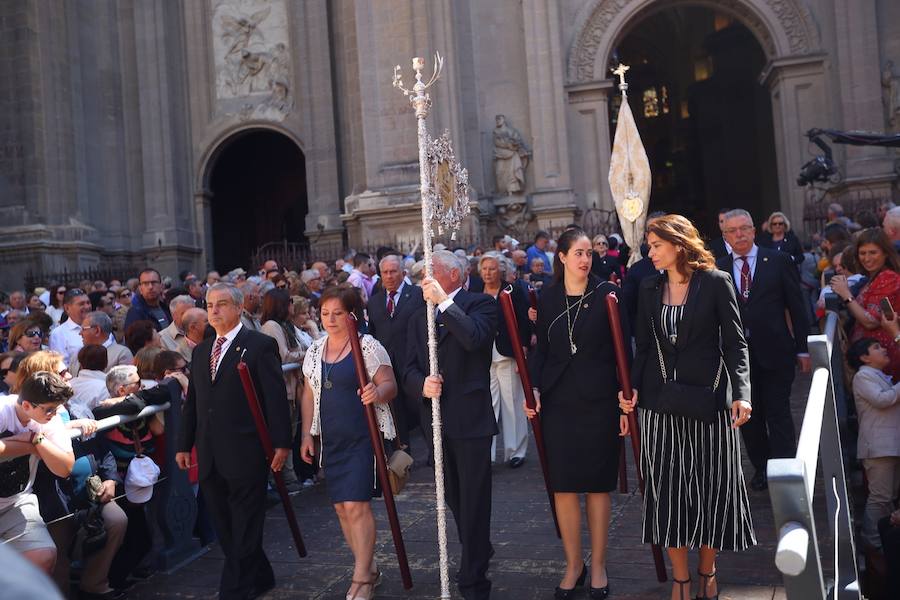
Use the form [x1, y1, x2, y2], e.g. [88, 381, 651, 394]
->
[179, 307, 209, 361]
[177, 281, 290, 599]
[300, 268, 323, 304]
[105, 364, 140, 397]
[884, 206, 900, 251]
[718, 208, 810, 491]
[238, 281, 261, 331]
[403, 249, 498, 599]
[160, 295, 195, 353]
[70, 311, 134, 375]
[368, 254, 426, 452]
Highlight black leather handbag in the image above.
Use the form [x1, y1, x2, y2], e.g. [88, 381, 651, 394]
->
[651, 317, 722, 424]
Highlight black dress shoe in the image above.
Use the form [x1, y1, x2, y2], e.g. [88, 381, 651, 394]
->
[589, 569, 609, 599]
[508, 457, 525, 469]
[750, 471, 768, 491]
[248, 579, 275, 600]
[554, 564, 587, 599]
[79, 590, 126, 600]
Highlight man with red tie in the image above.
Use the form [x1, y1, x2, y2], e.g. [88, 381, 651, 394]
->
[176, 283, 291, 600]
[368, 255, 425, 451]
[717, 209, 811, 491]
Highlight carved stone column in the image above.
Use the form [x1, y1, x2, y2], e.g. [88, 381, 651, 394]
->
[566, 80, 616, 212]
[522, 0, 576, 223]
[764, 56, 830, 232]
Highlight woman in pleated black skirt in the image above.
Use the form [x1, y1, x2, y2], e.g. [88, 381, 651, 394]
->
[620, 215, 755, 600]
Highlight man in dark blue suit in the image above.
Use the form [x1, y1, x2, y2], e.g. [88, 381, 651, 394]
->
[404, 250, 498, 600]
[718, 209, 811, 491]
[368, 255, 425, 450]
[176, 283, 291, 600]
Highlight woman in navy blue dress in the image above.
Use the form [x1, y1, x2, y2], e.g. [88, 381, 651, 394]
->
[300, 285, 397, 600]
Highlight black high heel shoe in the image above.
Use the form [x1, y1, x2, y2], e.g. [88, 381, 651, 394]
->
[554, 563, 587, 599]
[588, 568, 609, 599]
[695, 570, 718, 600]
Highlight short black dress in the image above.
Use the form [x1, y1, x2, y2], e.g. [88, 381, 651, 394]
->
[319, 354, 378, 503]
[534, 280, 624, 493]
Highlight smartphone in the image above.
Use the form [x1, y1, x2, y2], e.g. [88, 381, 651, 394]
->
[881, 297, 895, 320]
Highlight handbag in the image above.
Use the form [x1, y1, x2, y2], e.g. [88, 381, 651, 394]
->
[387, 448, 414, 495]
[384, 406, 413, 495]
[651, 315, 723, 424]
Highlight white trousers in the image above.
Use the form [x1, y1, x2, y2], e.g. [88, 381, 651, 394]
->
[490, 357, 528, 462]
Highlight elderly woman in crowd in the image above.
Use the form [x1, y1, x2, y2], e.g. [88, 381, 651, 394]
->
[757, 211, 804, 265]
[832, 228, 900, 381]
[291, 295, 320, 347]
[590, 234, 623, 282]
[0, 351, 26, 394]
[300, 285, 396, 600]
[7, 318, 45, 353]
[478, 252, 531, 467]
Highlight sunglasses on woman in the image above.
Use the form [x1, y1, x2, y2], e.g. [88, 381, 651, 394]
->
[24, 329, 43, 338]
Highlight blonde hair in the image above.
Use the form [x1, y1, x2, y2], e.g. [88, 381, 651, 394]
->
[768, 211, 791, 232]
[15, 350, 65, 393]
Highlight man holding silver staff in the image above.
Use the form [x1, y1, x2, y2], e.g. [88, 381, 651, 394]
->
[403, 249, 498, 600]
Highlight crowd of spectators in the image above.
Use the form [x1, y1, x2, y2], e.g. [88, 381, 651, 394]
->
[2, 199, 900, 597]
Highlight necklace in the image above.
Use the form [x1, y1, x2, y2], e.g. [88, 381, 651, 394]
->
[565, 289, 586, 355]
[322, 337, 350, 389]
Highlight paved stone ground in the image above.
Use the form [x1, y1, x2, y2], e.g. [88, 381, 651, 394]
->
[131, 372, 827, 599]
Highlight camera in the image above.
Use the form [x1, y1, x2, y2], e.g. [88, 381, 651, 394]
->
[796, 129, 837, 186]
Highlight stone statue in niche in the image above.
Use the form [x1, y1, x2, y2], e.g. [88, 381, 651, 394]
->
[493, 114, 532, 195]
[882, 61, 900, 132]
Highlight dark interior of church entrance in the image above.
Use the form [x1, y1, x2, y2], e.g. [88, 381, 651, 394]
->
[610, 6, 779, 236]
[208, 130, 308, 273]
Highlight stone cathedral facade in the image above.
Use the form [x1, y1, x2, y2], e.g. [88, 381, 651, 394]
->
[1, 0, 898, 289]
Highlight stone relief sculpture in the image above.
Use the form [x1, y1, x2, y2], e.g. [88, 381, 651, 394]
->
[882, 61, 900, 132]
[493, 114, 532, 195]
[212, 0, 293, 120]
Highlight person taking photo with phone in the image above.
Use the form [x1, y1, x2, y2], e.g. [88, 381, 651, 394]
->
[832, 228, 900, 381]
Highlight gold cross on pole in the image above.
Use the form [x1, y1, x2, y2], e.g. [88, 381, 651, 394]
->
[611, 63, 630, 93]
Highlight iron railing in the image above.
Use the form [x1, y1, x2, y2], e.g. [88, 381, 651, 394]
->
[768, 310, 860, 599]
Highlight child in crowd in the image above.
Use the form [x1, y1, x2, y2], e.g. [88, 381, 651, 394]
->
[848, 337, 900, 549]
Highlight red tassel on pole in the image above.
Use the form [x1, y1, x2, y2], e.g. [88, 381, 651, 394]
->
[345, 315, 413, 590]
[498, 289, 561, 538]
[605, 291, 667, 582]
[236, 361, 307, 559]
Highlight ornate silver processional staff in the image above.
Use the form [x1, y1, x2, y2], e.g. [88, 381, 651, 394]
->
[393, 53, 470, 600]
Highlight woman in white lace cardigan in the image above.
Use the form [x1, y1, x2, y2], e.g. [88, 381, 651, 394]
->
[299, 285, 396, 600]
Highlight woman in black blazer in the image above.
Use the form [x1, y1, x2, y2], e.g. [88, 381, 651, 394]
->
[619, 215, 755, 600]
[527, 227, 629, 599]
[757, 211, 804, 266]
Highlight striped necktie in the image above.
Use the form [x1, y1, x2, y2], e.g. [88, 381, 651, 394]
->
[209, 336, 226, 379]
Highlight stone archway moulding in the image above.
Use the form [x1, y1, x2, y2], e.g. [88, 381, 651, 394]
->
[567, 0, 821, 84]
[194, 122, 307, 194]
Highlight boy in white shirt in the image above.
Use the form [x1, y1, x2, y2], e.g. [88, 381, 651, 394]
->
[0, 371, 75, 573]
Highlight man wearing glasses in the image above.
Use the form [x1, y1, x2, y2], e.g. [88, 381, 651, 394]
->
[124, 268, 171, 332]
[0, 371, 75, 575]
[49, 289, 92, 366]
[69, 312, 134, 376]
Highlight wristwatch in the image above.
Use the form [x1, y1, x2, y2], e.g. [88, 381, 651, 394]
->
[893, 333, 900, 345]
[32, 433, 45, 446]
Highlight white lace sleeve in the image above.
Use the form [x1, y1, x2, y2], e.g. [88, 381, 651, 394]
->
[360, 335, 396, 440]
[361, 335, 392, 379]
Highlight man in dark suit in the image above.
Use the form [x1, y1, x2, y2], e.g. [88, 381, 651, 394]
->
[709, 207, 733, 260]
[368, 254, 426, 450]
[403, 250, 498, 600]
[718, 209, 811, 491]
[176, 283, 291, 600]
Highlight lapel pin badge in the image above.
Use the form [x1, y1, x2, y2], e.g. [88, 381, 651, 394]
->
[763, 257, 768, 262]
[235, 346, 241, 352]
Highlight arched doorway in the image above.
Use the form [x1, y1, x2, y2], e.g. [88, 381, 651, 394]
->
[609, 5, 779, 233]
[206, 130, 308, 272]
